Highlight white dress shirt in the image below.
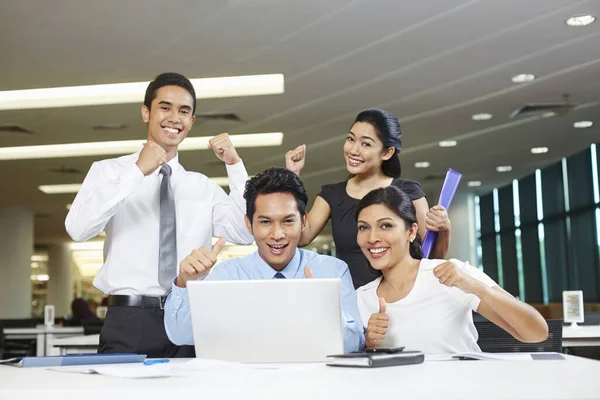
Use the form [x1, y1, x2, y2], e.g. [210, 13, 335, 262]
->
[65, 151, 254, 296]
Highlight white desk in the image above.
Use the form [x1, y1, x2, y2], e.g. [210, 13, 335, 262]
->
[563, 325, 600, 347]
[4, 326, 84, 356]
[47, 334, 100, 356]
[0, 354, 599, 400]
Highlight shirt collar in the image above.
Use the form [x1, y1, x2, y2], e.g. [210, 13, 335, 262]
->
[253, 248, 302, 279]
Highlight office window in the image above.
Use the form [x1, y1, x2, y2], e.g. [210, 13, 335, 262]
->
[475, 144, 600, 303]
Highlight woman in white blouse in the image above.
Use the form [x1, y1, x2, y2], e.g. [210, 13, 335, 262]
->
[355, 186, 548, 354]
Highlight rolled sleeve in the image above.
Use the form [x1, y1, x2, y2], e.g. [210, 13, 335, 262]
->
[164, 281, 194, 346]
[339, 262, 366, 352]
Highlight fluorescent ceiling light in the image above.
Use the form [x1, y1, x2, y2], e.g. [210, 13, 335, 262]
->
[439, 140, 457, 148]
[467, 181, 482, 187]
[542, 112, 556, 118]
[496, 165, 513, 172]
[566, 15, 596, 27]
[70, 241, 104, 251]
[472, 113, 492, 121]
[0, 132, 283, 160]
[531, 147, 549, 154]
[42, 176, 231, 194]
[573, 121, 593, 128]
[0, 74, 285, 111]
[511, 74, 535, 83]
[31, 254, 49, 262]
[414, 161, 430, 168]
[39, 184, 81, 194]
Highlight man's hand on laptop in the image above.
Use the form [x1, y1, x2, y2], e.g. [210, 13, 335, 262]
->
[175, 237, 227, 288]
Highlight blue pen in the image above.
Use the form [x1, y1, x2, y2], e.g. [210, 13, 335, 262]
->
[144, 359, 170, 365]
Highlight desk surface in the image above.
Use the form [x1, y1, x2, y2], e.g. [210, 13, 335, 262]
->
[48, 334, 99, 346]
[563, 325, 600, 338]
[4, 326, 84, 335]
[0, 354, 598, 400]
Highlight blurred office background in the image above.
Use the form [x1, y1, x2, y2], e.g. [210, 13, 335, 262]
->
[0, 1, 599, 334]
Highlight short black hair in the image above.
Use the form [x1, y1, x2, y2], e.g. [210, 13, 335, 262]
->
[143, 72, 196, 114]
[244, 167, 308, 222]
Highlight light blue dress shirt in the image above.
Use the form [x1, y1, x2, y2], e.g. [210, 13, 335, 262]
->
[164, 248, 365, 353]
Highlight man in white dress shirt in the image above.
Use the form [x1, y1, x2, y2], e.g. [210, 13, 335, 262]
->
[65, 73, 254, 357]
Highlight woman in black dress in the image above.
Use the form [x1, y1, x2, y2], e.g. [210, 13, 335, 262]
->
[286, 109, 451, 289]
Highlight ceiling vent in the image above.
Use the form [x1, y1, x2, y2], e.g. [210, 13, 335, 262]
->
[510, 102, 577, 119]
[510, 95, 577, 119]
[196, 112, 242, 123]
[423, 174, 446, 182]
[0, 124, 34, 135]
[49, 166, 82, 175]
[92, 123, 128, 131]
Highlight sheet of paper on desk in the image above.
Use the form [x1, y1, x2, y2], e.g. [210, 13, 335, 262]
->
[49, 363, 174, 378]
[426, 352, 533, 361]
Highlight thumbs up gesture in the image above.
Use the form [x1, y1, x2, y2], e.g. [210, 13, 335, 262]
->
[366, 297, 389, 349]
[303, 266, 314, 279]
[176, 237, 227, 288]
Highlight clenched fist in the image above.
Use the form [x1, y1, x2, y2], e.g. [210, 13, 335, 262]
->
[208, 133, 241, 165]
[285, 144, 306, 176]
[136, 141, 168, 176]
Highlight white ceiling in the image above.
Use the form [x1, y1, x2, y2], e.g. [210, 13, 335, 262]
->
[1, 0, 599, 244]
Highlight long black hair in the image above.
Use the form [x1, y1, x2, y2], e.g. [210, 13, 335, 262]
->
[356, 185, 423, 260]
[352, 108, 402, 178]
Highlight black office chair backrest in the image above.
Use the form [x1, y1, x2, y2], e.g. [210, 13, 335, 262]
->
[582, 312, 600, 325]
[475, 318, 563, 353]
[0, 319, 42, 328]
[82, 319, 104, 335]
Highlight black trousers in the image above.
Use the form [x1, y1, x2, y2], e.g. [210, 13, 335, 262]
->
[98, 306, 195, 358]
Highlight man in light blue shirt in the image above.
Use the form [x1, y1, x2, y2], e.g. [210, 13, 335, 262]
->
[164, 167, 365, 353]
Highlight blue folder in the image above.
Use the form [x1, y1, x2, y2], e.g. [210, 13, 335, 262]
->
[0, 353, 146, 368]
[421, 168, 462, 258]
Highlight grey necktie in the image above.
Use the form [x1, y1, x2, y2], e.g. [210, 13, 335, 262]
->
[158, 164, 177, 290]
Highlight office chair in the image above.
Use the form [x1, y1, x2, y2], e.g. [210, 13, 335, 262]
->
[582, 312, 600, 326]
[82, 319, 104, 335]
[0, 320, 37, 359]
[474, 318, 563, 353]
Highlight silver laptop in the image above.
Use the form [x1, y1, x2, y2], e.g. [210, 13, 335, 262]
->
[186, 278, 344, 363]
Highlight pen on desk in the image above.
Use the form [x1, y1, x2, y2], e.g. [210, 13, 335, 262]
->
[144, 359, 170, 365]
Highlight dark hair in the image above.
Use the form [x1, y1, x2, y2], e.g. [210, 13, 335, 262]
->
[352, 108, 402, 178]
[71, 298, 98, 324]
[244, 167, 308, 222]
[144, 72, 197, 114]
[356, 186, 423, 260]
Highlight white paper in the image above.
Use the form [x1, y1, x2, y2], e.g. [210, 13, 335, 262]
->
[49, 363, 174, 378]
[426, 352, 532, 361]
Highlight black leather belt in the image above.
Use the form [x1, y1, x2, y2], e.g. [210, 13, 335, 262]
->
[107, 295, 168, 309]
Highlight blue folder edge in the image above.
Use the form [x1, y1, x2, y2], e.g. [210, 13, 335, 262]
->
[421, 168, 462, 258]
[0, 353, 146, 368]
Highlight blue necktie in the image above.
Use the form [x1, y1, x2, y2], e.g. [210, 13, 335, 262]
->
[273, 272, 285, 279]
[158, 164, 177, 290]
